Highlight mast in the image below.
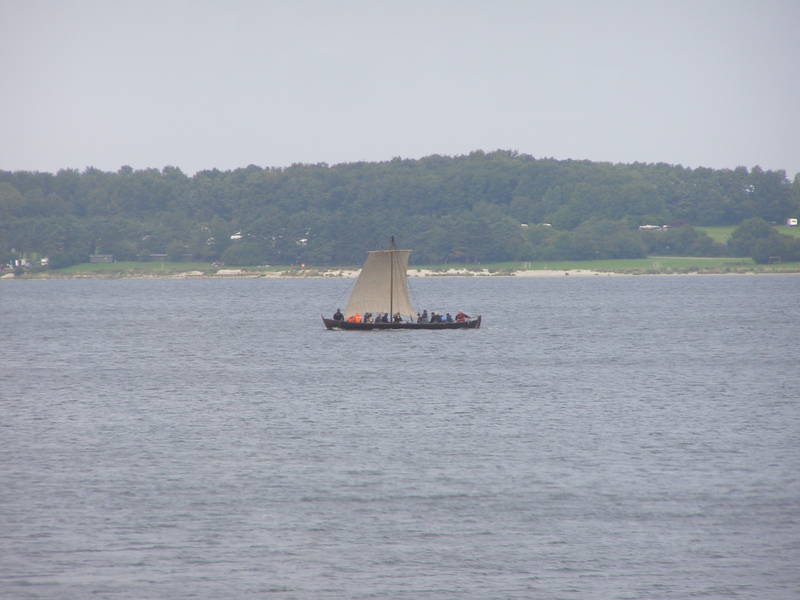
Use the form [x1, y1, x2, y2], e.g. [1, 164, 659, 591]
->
[389, 236, 395, 317]
[343, 238, 414, 320]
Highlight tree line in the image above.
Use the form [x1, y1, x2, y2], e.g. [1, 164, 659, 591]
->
[2, 150, 799, 268]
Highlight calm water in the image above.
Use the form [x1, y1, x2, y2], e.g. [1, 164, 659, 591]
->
[2, 275, 799, 599]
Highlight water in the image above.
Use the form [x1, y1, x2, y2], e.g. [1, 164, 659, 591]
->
[2, 275, 799, 599]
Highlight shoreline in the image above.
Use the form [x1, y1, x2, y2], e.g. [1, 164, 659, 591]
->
[4, 267, 799, 280]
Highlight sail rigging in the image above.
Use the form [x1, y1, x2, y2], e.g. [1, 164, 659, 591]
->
[343, 240, 415, 320]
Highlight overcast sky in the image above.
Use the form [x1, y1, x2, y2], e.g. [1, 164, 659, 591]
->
[2, 0, 798, 177]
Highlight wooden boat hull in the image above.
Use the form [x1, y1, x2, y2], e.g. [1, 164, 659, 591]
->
[322, 315, 481, 330]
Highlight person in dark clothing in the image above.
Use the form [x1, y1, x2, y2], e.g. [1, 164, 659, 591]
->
[333, 308, 344, 321]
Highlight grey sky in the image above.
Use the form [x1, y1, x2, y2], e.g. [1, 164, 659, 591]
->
[2, 0, 798, 177]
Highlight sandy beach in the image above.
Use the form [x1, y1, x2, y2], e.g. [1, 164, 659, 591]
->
[6, 266, 797, 280]
[193, 268, 622, 279]
[169, 267, 770, 279]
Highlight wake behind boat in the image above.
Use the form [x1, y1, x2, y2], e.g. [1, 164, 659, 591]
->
[322, 238, 481, 331]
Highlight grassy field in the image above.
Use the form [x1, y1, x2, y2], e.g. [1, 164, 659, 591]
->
[43, 262, 316, 277]
[694, 226, 737, 243]
[418, 256, 800, 274]
[19, 256, 800, 278]
[51, 261, 217, 276]
[696, 225, 800, 243]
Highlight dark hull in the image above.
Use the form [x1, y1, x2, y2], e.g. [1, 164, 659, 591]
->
[322, 315, 481, 330]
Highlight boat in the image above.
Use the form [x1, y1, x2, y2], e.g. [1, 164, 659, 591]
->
[322, 238, 481, 331]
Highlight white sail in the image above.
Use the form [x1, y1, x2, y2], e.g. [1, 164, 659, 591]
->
[344, 248, 416, 320]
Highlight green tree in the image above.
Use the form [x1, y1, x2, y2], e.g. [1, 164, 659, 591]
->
[750, 235, 800, 264]
[0, 182, 25, 219]
[642, 226, 723, 256]
[727, 217, 778, 257]
[221, 241, 265, 266]
[3, 153, 800, 268]
[166, 240, 187, 262]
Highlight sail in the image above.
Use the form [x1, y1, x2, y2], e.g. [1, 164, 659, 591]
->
[344, 248, 416, 320]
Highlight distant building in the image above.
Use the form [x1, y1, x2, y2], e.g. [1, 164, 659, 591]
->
[89, 254, 114, 263]
[787, 218, 798, 227]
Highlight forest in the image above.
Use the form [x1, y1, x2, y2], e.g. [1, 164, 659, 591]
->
[2, 150, 799, 269]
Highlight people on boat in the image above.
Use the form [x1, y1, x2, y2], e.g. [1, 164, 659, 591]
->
[332, 310, 471, 326]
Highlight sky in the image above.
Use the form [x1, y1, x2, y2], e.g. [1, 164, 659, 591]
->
[2, 0, 799, 177]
